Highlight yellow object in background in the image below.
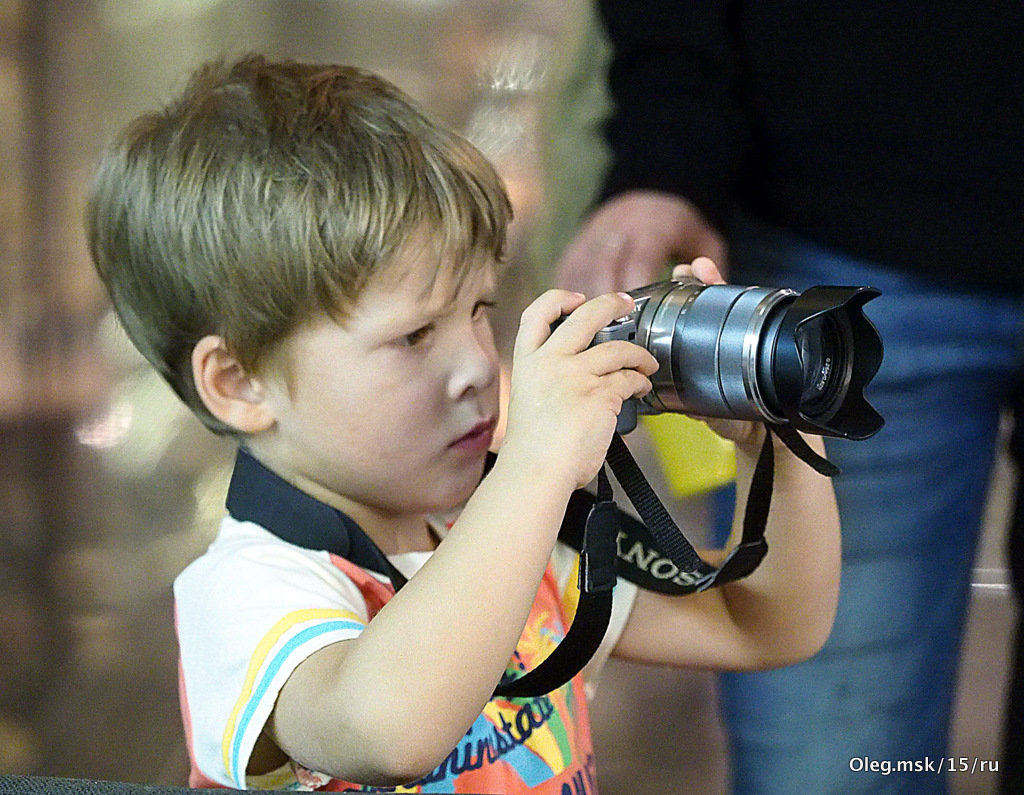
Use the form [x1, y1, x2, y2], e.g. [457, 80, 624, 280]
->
[641, 413, 736, 497]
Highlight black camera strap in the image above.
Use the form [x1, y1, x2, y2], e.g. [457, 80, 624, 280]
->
[495, 423, 838, 698]
[227, 427, 836, 702]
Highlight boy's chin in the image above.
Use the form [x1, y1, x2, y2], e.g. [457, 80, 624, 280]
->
[433, 455, 489, 509]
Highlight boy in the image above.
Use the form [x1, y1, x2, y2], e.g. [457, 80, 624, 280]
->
[86, 54, 839, 792]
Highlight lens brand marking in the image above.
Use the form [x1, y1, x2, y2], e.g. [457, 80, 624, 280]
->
[816, 358, 833, 391]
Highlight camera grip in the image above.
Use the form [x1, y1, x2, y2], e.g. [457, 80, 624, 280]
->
[616, 399, 638, 435]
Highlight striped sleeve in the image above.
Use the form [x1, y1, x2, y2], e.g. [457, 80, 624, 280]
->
[174, 519, 377, 789]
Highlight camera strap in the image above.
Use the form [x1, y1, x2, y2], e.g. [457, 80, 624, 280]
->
[226, 428, 837, 702]
[495, 423, 838, 698]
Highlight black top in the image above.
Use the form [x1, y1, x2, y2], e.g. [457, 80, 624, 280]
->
[597, 0, 1024, 290]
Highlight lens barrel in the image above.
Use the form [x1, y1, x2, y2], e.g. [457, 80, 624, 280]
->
[627, 279, 884, 439]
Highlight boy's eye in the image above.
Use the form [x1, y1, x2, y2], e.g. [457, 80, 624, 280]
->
[401, 323, 434, 347]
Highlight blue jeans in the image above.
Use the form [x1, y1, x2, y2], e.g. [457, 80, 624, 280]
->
[716, 220, 1024, 793]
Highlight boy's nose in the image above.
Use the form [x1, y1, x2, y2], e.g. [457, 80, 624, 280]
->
[447, 329, 499, 400]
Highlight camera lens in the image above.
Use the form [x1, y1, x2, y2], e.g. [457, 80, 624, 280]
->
[626, 279, 883, 439]
[794, 314, 849, 418]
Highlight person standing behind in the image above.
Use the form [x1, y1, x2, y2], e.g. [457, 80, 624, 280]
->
[555, 1, 1024, 792]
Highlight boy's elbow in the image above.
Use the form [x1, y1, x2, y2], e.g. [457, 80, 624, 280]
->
[277, 701, 446, 786]
[326, 717, 453, 786]
[757, 604, 837, 669]
[776, 568, 840, 665]
[742, 628, 829, 671]
[303, 736, 438, 787]
[354, 759, 434, 789]
[781, 621, 833, 665]
[367, 741, 446, 787]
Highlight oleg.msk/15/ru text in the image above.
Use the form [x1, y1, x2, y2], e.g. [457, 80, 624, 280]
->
[849, 757, 998, 775]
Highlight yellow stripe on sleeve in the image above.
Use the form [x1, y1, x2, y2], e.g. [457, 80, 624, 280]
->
[221, 607, 364, 784]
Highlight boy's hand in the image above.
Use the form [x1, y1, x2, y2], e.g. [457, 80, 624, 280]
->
[500, 290, 659, 492]
[671, 256, 726, 287]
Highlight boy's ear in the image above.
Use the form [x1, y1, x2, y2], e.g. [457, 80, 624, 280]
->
[191, 335, 276, 434]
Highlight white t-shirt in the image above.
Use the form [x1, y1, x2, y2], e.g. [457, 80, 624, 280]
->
[175, 513, 637, 792]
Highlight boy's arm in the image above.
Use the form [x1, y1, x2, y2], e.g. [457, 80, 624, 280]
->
[611, 425, 841, 670]
[607, 255, 840, 669]
[266, 458, 574, 784]
[267, 290, 658, 786]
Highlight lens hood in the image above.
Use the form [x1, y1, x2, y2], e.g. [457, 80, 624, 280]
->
[772, 286, 884, 439]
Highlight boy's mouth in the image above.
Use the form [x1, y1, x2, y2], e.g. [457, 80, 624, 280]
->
[449, 417, 497, 453]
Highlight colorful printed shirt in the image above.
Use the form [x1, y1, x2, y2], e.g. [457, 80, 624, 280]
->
[174, 458, 637, 792]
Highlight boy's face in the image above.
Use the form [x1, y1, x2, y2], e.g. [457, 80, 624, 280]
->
[257, 240, 502, 522]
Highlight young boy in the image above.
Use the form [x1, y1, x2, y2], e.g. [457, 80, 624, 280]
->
[86, 54, 839, 793]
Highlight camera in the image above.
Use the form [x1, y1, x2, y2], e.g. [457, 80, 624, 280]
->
[593, 278, 884, 439]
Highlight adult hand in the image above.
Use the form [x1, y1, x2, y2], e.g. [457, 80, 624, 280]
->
[554, 190, 727, 296]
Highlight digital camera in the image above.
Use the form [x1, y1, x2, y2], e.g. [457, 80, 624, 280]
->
[594, 278, 884, 439]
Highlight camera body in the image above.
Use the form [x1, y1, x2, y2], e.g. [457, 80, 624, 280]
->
[591, 278, 884, 439]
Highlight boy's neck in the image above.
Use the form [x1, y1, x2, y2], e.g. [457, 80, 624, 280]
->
[245, 446, 438, 556]
[293, 474, 439, 555]
[336, 499, 439, 556]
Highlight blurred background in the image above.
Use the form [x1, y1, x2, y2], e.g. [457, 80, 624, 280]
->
[0, 0, 1015, 792]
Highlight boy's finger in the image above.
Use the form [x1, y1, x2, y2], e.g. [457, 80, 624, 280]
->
[670, 263, 694, 280]
[513, 289, 587, 360]
[577, 340, 659, 378]
[546, 292, 636, 354]
[691, 257, 727, 284]
[670, 257, 727, 285]
[607, 368, 655, 403]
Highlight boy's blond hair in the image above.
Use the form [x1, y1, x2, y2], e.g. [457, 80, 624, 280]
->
[86, 54, 512, 434]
